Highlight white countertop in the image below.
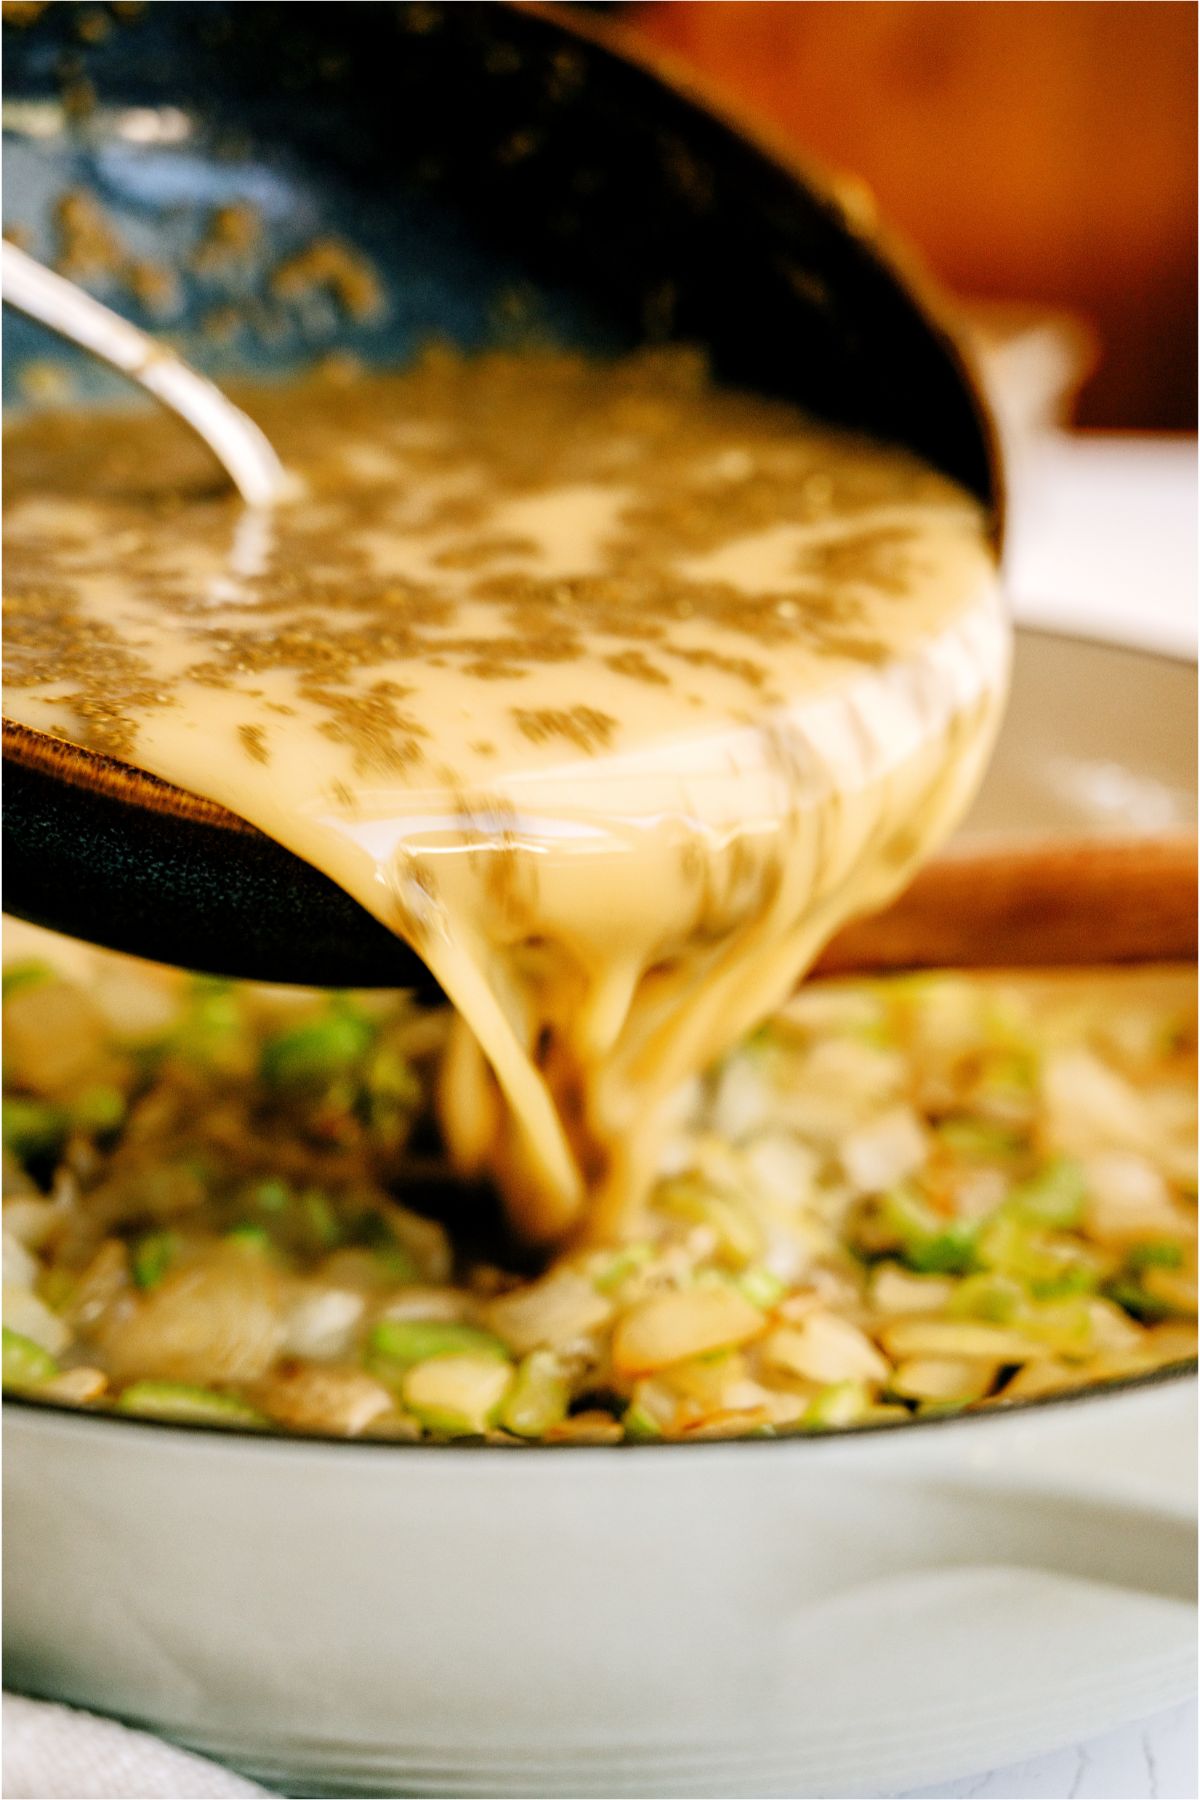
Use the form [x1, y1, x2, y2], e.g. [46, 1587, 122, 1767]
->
[1005, 433, 1197, 659]
[904, 1699, 1197, 1800]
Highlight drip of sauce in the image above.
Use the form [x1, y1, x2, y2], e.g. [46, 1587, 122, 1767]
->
[3, 348, 1008, 1242]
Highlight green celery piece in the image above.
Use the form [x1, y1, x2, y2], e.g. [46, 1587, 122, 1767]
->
[908, 1229, 978, 1276]
[803, 1380, 871, 1430]
[594, 1242, 653, 1293]
[622, 1403, 664, 1441]
[300, 1189, 343, 1249]
[1104, 1279, 1173, 1324]
[2, 1096, 69, 1160]
[71, 1085, 126, 1134]
[976, 1213, 1067, 1285]
[2, 1326, 59, 1390]
[368, 1319, 511, 1374]
[936, 1118, 1023, 1160]
[880, 1186, 979, 1275]
[367, 1045, 422, 1108]
[2, 961, 54, 1004]
[131, 1231, 178, 1290]
[261, 1012, 374, 1088]
[1005, 1158, 1087, 1229]
[500, 1350, 570, 1438]
[252, 1178, 290, 1214]
[1126, 1241, 1184, 1273]
[947, 1272, 1024, 1323]
[115, 1381, 267, 1427]
[225, 1224, 273, 1254]
[1030, 1265, 1100, 1301]
[737, 1266, 787, 1309]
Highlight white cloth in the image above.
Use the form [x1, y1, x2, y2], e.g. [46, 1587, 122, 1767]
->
[2, 1695, 270, 1800]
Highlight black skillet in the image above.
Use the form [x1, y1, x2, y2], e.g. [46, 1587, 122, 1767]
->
[2, 1, 1000, 989]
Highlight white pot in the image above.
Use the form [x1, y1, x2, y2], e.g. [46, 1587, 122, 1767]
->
[4, 1372, 1195, 1798]
[4, 627, 1196, 1797]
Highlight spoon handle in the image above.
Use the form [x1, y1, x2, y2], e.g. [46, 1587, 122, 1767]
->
[1, 241, 289, 508]
[816, 834, 1198, 975]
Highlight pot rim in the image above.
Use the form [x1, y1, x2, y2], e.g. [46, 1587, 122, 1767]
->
[5, 1357, 1194, 1457]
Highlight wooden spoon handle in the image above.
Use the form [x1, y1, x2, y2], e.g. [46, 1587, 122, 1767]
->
[816, 834, 1198, 975]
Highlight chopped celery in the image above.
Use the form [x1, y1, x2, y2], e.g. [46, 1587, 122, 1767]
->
[906, 1226, 978, 1276]
[1126, 1241, 1184, 1273]
[401, 1355, 512, 1436]
[1030, 1265, 1099, 1301]
[366, 1045, 421, 1111]
[737, 1266, 787, 1309]
[131, 1231, 178, 1290]
[977, 1213, 1071, 1285]
[115, 1381, 267, 1427]
[368, 1318, 511, 1376]
[224, 1224, 272, 1255]
[935, 1118, 1023, 1160]
[622, 1403, 664, 1441]
[1005, 1158, 1086, 1229]
[251, 1177, 290, 1214]
[594, 1242, 654, 1293]
[880, 1186, 978, 1275]
[299, 1188, 343, 1249]
[2, 961, 53, 1004]
[500, 1349, 570, 1438]
[176, 981, 244, 1065]
[803, 1380, 871, 1430]
[2, 1325, 59, 1390]
[947, 1272, 1024, 1324]
[1104, 1276, 1175, 1324]
[261, 1012, 374, 1088]
[657, 1177, 761, 1264]
[2, 1096, 69, 1161]
[70, 1085, 126, 1134]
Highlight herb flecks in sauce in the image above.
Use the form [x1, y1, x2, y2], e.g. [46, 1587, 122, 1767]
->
[3, 347, 1007, 1242]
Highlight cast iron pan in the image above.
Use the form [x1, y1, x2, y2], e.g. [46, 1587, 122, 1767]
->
[2, 0, 1000, 987]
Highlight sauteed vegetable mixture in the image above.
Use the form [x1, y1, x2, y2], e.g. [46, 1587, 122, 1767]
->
[3, 953, 1195, 1440]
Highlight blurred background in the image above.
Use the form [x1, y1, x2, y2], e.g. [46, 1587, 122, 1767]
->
[606, 0, 1196, 432]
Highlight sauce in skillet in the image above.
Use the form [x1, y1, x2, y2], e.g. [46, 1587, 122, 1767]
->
[3, 348, 1007, 1240]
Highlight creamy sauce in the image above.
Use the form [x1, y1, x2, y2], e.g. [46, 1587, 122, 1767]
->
[3, 348, 1008, 1241]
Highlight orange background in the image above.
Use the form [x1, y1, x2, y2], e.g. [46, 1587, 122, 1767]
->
[621, 1, 1197, 430]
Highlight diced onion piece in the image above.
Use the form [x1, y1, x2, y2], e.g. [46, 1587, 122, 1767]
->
[255, 1364, 393, 1435]
[36, 1365, 108, 1404]
[868, 1263, 956, 1316]
[878, 1316, 1048, 1362]
[484, 1268, 612, 1356]
[1002, 1360, 1079, 1401]
[1083, 1151, 1182, 1245]
[612, 1286, 766, 1376]
[281, 1287, 365, 1362]
[889, 1356, 998, 1402]
[3, 1284, 70, 1356]
[99, 1258, 283, 1385]
[841, 1108, 926, 1195]
[762, 1313, 888, 1384]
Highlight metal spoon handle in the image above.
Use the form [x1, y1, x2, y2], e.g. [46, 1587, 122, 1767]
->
[1, 240, 290, 508]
